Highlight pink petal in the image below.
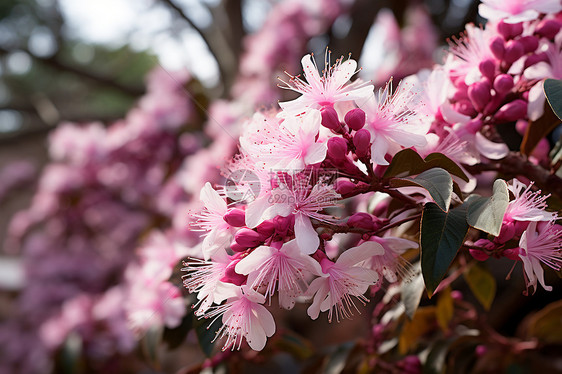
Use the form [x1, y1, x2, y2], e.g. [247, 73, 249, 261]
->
[200, 182, 227, 213]
[295, 213, 320, 255]
[304, 142, 328, 165]
[337, 241, 385, 267]
[235, 246, 276, 275]
[475, 132, 509, 160]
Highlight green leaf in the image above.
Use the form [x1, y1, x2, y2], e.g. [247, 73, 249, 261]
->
[544, 78, 562, 120]
[436, 287, 454, 331]
[162, 311, 193, 350]
[421, 203, 470, 295]
[521, 95, 561, 155]
[143, 325, 162, 368]
[464, 263, 496, 310]
[466, 179, 509, 236]
[383, 149, 469, 182]
[523, 300, 562, 343]
[194, 316, 220, 357]
[401, 262, 425, 319]
[391, 168, 453, 211]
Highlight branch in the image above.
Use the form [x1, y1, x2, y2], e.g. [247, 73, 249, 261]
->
[464, 152, 562, 200]
[0, 47, 144, 97]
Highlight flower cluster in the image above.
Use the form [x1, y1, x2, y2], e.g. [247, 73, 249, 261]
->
[185, 2, 562, 353]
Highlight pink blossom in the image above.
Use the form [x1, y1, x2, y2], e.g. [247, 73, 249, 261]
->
[201, 284, 275, 351]
[519, 221, 562, 293]
[235, 239, 322, 309]
[363, 80, 429, 165]
[504, 179, 557, 223]
[366, 237, 418, 283]
[182, 248, 232, 316]
[479, 0, 562, 24]
[193, 183, 233, 260]
[307, 242, 383, 321]
[279, 53, 374, 115]
[240, 110, 327, 172]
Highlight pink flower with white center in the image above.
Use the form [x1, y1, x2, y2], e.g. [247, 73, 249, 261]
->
[182, 248, 232, 316]
[479, 0, 562, 23]
[364, 80, 429, 165]
[278, 53, 374, 115]
[525, 40, 562, 120]
[235, 239, 323, 309]
[307, 241, 383, 322]
[247, 176, 341, 254]
[202, 283, 275, 351]
[240, 110, 327, 172]
[504, 179, 557, 223]
[519, 221, 562, 293]
[366, 236, 418, 283]
[193, 182, 233, 260]
[447, 24, 495, 85]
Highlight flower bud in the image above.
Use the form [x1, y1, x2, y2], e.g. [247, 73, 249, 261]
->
[469, 248, 490, 261]
[230, 240, 246, 252]
[347, 212, 375, 231]
[468, 81, 491, 112]
[496, 221, 515, 243]
[234, 228, 264, 248]
[536, 18, 561, 39]
[454, 100, 477, 117]
[489, 36, 505, 60]
[353, 129, 371, 158]
[478, 59, 496, 80]
[504, 40, 524, 64]
[495, 99, 527, 122]
[256, 220, 275, 236]
[524, 52, 548, 69]
[273, 215, 291, 234]
[335, 179, 356, 196]
[327, 137, 348, 161]
[497, 20, 523, 39]
[221, 260, 246, 286]
[321, 106, 340, 130]
[493, 74, 514, 94]
[502, 247, 520, 261]
[344, 108, 366, 130]
[518, 35, 539, 54]
[451, 290, 463, 300]
[475, 345, 488, 357]
[223, 208, 246, 227]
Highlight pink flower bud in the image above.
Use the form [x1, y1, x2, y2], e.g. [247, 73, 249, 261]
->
[469, 248, 490, 261]
[256, 220, 275, 236]
[273, 215, 291, 234]
[230, 241, 246, 252]
[504, 40, 524, 64]
[454, 100, 477, 117]
[497, 20, 523, 39]
[513, 220, 529, 237]
[524, 52, 548, 69]
[451, 290, 463, 300]
[489, 36, 505, 60]
[335, 179, 356, 196]
[502, 247, 520, 261]
[495, 99, 527, 122]
[344, 108, 366, 130]
[234, 228, 264, 248]
[536, 19, 561, 39]
[353, 129, 371, 158]
[518, 36, 539, 54]
[468, 81, 491, 112]
[321, 106, 341, 130]
[475, 345, 487, 357]
[221, 260, 246, 286]
[479, 59, 496, 80]
[327, 137, 348, 161]
[347, 212, 375, 231]
[496, 221, 515, 243]
[493, 74, 514, 94]
[223, 208, 246, 227]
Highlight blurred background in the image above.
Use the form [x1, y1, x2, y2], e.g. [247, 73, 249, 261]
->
[7, 0, 555, 373]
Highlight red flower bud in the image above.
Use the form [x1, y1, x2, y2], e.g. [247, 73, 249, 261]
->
[347, 212, 375, 231]
[223, 208, 246, 227]
[536, 19, 561, 39]
[497, 20, 523, 39]
[489, 36, 505, 60]
[504, 40, 524, 64]
[321, 106, 340, 130]
[327, 137, 348, 161]
[478, 59, 496, 80]
[234, 228, 264, 248]
[468, 81, 491, 112]
[495, 99, 527, 122]
[518, 35, 539, 54]
[344, 108, 366, 131]
[493, 74, 514, 94]
[353, 129, 371, 158]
